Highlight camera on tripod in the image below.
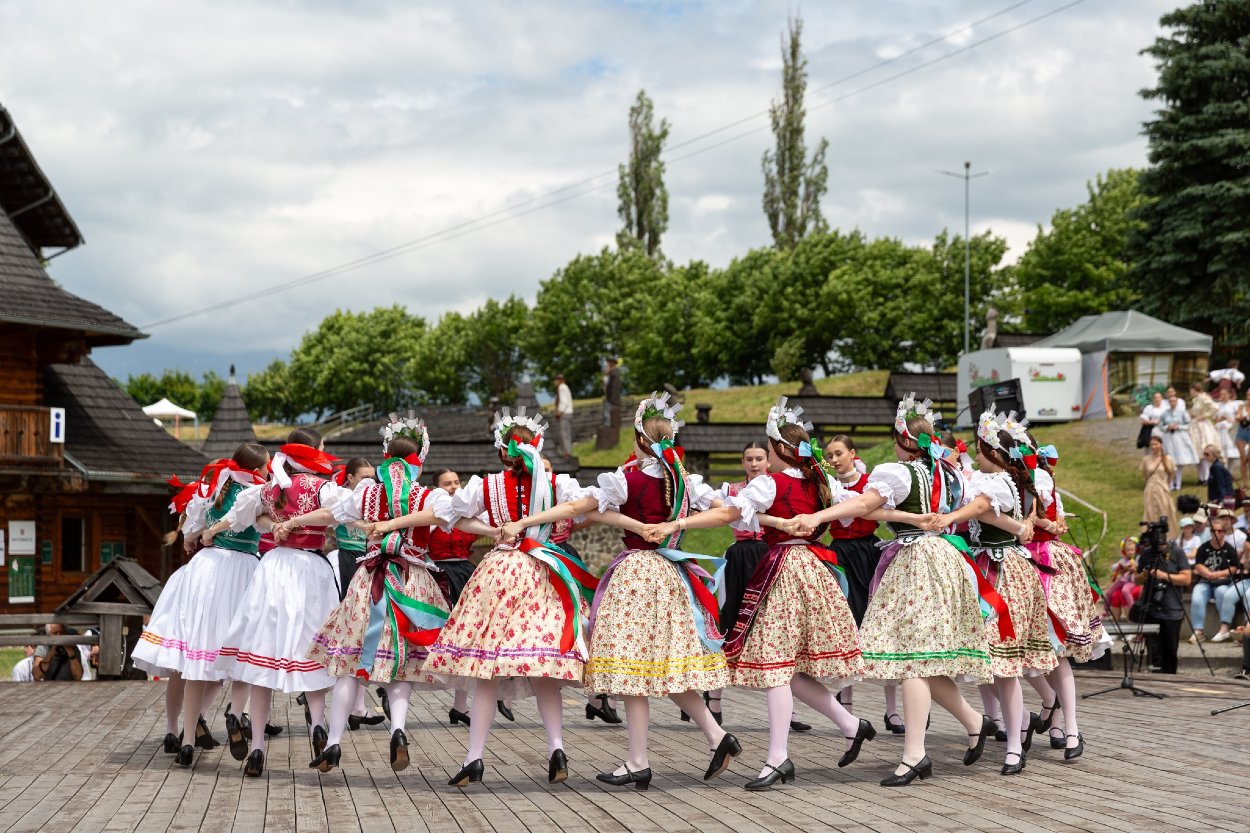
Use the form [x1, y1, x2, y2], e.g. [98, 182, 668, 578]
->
[1129, 516, 1171, 622]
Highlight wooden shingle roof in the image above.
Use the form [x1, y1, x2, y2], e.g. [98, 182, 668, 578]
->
[44, 359, 205, 482]
[885, 372, 957, 406]
[201, 372, 257, 459]
[0, 104, 83, 253]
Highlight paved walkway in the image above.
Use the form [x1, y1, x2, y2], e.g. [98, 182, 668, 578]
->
[1, 672, 1248, 833]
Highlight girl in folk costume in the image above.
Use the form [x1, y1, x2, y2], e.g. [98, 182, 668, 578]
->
[135, 447, 268, 763]
[422, 408, 598, 787]
[1159, 387, 1196, 489]
[931, 408, 1056, 777]
[1189, 382, 1221, 484]
[503, 394, 741, 790]
[1214, 387, 1241, 469]
[306, 415, 490, 773]
[208, 428, 340, 777]
[794, 396, 1004, 787]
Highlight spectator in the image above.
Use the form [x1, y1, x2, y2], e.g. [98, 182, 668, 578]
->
[1135, 532, 1191, 674]
[1190, 508, 1241, 643]
[601, 358, 621, 427]
[1204, 445, 1235, 506]
[1236, 388, 1250, 483]
[1190, 384, 1221, 483]
[1192, 506, 1211, 543]
[32, 624, 84, 681]
[1209, 358, 1244, 396]
[11, 645, 35, 682]
[1175, 517, 1202, 567]
[1107, 537, 1141, 621]
[1139, 390, 1166, 450]
[1140, 435, 1178, 538]
[553, 373, 574, 456]
[1159, 387, 1197, 490]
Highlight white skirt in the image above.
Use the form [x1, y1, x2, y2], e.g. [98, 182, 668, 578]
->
[215, 546, 338, 693]
[132, 547, 261, 680]
[1161, 427, 1197, 466]
[1217, 421, 1241, 461]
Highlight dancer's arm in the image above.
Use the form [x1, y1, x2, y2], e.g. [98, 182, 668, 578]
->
[500, 496, 600, 542]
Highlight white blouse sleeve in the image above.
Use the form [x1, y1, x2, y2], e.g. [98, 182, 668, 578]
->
[588, 469, 630, 514]
[686, 473, 719, 512]
[181, 495, 211, 537]
[426, 487, 457, 531]
[725, 475, 777, 533]
[222, 484, 265, 533]
[554, 474, 583, 504]
[967, 472, 1016, 516]
[451, 475, 487, 519]
[865, 463, 912, 510]
[329, 480, 369, 524]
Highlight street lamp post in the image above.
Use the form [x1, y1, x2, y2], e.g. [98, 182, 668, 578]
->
[939, 161, 989, 354]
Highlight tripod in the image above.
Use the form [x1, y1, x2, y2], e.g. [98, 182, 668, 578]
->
[1210, 562, 1250, 716]
[1084, 544, 1166, 700]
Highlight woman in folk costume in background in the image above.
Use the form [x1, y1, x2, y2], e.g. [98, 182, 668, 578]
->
[1214, 387, 1241, 475]
[1159, 387, 1196, 490]
[422, 408, 598, 787]
[794, 396, 1004, 787]
[932, 408, 1056, 777]
[1189, 382, 1221, 484]
[505, 393, 741, 791]
[208, 428, 340, 777]
[307, 415, 493, 773]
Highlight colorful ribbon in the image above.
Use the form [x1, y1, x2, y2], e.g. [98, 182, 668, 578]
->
[357, 560, 449, 679]
[807, 544, 850, 599]
[945, 533, 1015, 641]
[654, 547, 727, 652]
[517, 537, 598, 655]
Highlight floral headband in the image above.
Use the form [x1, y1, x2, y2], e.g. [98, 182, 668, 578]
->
[491, 406, 546, 452]
[379, 410, 430, 464]
[976, 404, 1010, 450]
[894, 393, 942, 443]
[634, 392, 683, 444]
[766, 396, 823, 462]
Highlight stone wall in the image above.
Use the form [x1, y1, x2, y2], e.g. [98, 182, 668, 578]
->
[565, 524, 622, 575]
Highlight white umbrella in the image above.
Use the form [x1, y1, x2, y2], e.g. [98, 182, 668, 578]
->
[142, 398, 198, 438]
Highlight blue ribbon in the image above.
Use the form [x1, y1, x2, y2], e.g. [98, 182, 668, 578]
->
[1036, 444, 1058, 461]
[798, 440, 813, 457]
[655, 547, 727, 652]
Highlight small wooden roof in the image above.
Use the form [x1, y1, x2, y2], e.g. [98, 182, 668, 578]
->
[0, 104, 83, 253]
[56, 557, 163, 614]
[201, 368, 257, 459]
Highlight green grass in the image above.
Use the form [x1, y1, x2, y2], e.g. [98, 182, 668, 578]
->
[0, 647, 26, 680]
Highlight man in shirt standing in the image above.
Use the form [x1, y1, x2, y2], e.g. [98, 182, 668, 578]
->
[553, 373, 574, 457]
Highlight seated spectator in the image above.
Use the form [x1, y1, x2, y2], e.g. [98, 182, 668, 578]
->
[1107, 537, 1141, 621]
[31, 624, 84, 681]
[11, 646, 35, 682]
[1175, 517, 1202, 567]
[1190, 509, 1241, 643]
[1205, 446, 1236, 506]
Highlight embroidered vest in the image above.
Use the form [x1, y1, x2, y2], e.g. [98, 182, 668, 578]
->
[620, 469, 674, 551]
[726, 481, 765, 542]
[428, 527, 476, 561]
[482, 470, 558, 543]
[359, 460, 433, 553]
[827, 472, 878, 540]
[760, 472, 826, 546]
[550, 517, 574, 544]
[885, 461, 945, 537]
[205, 480, 260, 555]
[970, 472, 1022, 556]
[333, 523, 368, 554]
[262, 473, 328, 551]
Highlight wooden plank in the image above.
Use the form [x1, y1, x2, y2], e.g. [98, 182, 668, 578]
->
[0, 635, 98, 647]
[0, 614, 98, 626]
[69, 602, 151, 616]
[99, 615, 124, 677]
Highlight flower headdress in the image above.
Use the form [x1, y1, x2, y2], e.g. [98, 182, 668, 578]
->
[976, 404, 1011, 450]
[379, 410, 430, 464]
[766, 396, 823, 464]
[894, 393, 942, 444]
[491, 406, 547, 453]
[1000, 411, 1039, 478]
[634, 392, 683, 444]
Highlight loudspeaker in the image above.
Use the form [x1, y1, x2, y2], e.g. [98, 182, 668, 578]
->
[968, 378, 1024, 420]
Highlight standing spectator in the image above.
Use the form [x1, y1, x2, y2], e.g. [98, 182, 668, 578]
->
[1189, 383, 1220, 483]
[1237, 389, 1250, 484]
[1135, 534, 1191, 674]
[553, 373, 574, 456]
[601, 357, 621, 427]
[1209, 358, 1245, 396]
[1159, 387, 1196, 490]
[1204, 446, 1235, 507]
[1189, 509, 1240, 643]
[1140, 435, 1178, 538]
[11, 646, 35, 682]
[1139, 390, 1166, 450]
[1214, 387, 1241, 472]
[32, 624, 84, 681]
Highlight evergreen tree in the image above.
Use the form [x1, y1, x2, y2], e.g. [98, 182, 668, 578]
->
[616, 90, 670, 259]
[761, 13, 829, 251]
[1130, 1, 1250, 352]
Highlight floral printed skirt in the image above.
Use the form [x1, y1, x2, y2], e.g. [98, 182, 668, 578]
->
[860, 535, 992, 684]
[976, 549, 1058, 678]
[1029, 540, 1113, 663]
[729, 545, 863, 689]
[585, 549, 729, 697]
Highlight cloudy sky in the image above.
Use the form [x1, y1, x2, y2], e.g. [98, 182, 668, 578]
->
[1, 0, 1177, 382]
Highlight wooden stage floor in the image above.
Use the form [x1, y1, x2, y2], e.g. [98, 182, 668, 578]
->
[1, 671, 1248, 833]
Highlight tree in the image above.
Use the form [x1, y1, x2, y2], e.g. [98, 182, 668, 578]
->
[243, 359, 301, 424]
[761, 13, 829, 251]
[1015, 169, 1147, 333]
[123, 369, 216, 419]
[1129, 2, 1250, 354]
[617, 90, 670, 259]
[461, 296, 530, 404]
[626, 260, 716, 391]
[770, 229, 866, 377]
[690, 247, 783, 385]
[412, 313, 472, 406]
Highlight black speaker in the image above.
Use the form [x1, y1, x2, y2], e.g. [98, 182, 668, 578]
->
[968, 378, 1025, 420]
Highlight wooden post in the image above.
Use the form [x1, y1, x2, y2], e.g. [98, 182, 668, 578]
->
[99, 614, 123, 678]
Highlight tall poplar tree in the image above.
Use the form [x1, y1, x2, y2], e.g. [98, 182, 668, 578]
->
[617, 90, 670, 259]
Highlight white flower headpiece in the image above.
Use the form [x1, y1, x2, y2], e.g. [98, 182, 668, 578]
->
[766, 396, 813, 446]
[1002, 411, 1032, 447]
[634, 392, 684, 442]
[379, 410, 431, 463]
[894, 393, 942, 442]
[976, 404, 1010, 450]
[491, 406, 547, 452]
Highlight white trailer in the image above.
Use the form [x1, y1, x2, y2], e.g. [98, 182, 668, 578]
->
[955, 347, 1084, 427]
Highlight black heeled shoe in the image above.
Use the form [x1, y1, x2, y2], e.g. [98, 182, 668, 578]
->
[992, 718, 1008, 743]
[1021, 712, 1040, 753]
[264, 723, 283, 737]
[1063, 733, 1085, 760]
[297, 692, 311, 725]
[312, 725, 328, 758]
[744, 758, 795, 791]
[348, 713, 386, 731]
[596, 765, 652, 790]
[1038, 700, 1057, 732]
[194, 716, 220, 750]
[679, 710, 690, 722]
[704, 732, 741, 781]
[704, 692, 723, 726]
[449, 758, 484, 787]
[548, 749, 568, 784]
[243, 749, 265, 777]
[880, 756, 932, 787]
[838, 719, 877, 768]
[390, 729, 409, 772]
[309, 744, 341, 773]
[449, 708, 471, 726]
[963, 715, 994, 766]
[240, 713, 252, 741]
[883, 712, 905, 735]
[376, 686, 391, 721]
[163, 732, 181, 754]
[586, 694, 622, 724]
[497, 700, 515, 722]
[225, 712, 248, 762]
[1049, 728, 1066, 749]
[1001, 751, 1025, 776]
[175, 744, 195, 767]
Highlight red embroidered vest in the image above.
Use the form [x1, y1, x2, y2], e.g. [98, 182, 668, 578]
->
[1031, 487, 1059, 542]
[727, 481, 765, 542]
[761, 472, 826, 546]
[262, 473, 329, 551]
[428, 527, 476, 560]
[620, 469, 673, 551]
[827, 472, 878, 540]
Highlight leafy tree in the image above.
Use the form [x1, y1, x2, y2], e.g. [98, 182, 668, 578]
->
[690, 247, 783, 385]
[1130, 2, 1250, 353]
[198, 370, 225, 422]
[1015, 169, 1147, 333]
[412, 313, 472, 406]
[770, 230, 866, 377]
[617, 90, 671, 260]
[243, 359, 300, 424]
[626, 260, 715, 391]
[762, 13, 829, 251]
[123, 369, 214, 418]
[461, 296, 530, 404]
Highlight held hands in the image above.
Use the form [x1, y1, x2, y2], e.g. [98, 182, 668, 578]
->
[1018, 518, 1035, 544]
[789, 514, 819, 538]
[199, 528, 217, 548]
[364, 521, 392, 540]
[918, 513, 946, 532]
[500, 521, 526, 544]
[273, 520, 296, 543]
[642, 521, 677, 543]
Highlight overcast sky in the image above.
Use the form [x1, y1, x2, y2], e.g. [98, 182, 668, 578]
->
[0, 0, 1177, 383]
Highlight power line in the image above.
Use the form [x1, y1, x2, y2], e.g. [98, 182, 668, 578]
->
[142, 0, 1086, 329]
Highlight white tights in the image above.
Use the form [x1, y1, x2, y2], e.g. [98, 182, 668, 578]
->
[463, 679, 565, 766]
[614, 690, 726, 774]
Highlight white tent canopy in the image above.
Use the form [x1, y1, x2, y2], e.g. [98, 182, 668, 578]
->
[141, 398, 197, 419]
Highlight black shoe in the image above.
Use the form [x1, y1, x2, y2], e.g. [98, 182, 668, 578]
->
[240, 713, 252, 741]
[704, 733, 741, 781]
[497, 700, 515, 722]
[163, 732, 181, 754]
[548, 749, 568, 784]
[264, 724, 283, 737]
[964, 715, 994, 766]
[679, 710, 690, 722]
[449, 758, 483, 787]
[243, 749, 265, 778]
[744, 758, 795, 791]
[175, 744, 195, 767]
[348, 713, 386, 731]
[789, 719, 812, 732]
[309, 744, 341, 773]
[390, 729, 410, 772]
[596, 765, 651, 790]
[376, 686, 391, 722]
[704, 692, 723, 726]
[1021, 712, 1040, 753]
[1049, 728, 1066, 749]
[297, 692, 312, 726]
[838, 719, 876, 768]
[992, 718, 1008, 743]
[1063, 733, 1085, 761]
[1001, 751, 1025, 776]
[194, 716, 220, 750]
[883, 712, 905, 735]
[225, 712, 248, 762]
[449, 708, 471, 726]
[312, 725, 328, 758]
[1038, 700, 1057, 732]
[880, 756, 932, 787]
[586, 695, 622, 725]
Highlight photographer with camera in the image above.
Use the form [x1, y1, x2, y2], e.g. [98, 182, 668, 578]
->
[1134, 517, 1192, 674]
[31, 623, 84, 682]
[1189, 508, 1240, 643]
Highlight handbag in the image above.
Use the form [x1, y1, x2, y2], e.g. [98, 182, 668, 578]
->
[1136, 424, 1154, 449]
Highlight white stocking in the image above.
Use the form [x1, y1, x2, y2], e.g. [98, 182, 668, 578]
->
[453, 687, 469, 712]
[762, 685, 792, 774]
[616, 695, 650, 773]
[464, 679, 498, 765]
[669, 689, 726, 748]
[352, 679, 368, 716]
[326, 677, 357, 747]
[165, 673, 184, 735]
[226, 681, 250, 716]
[180, 680, 207, 746]
[898, 677, 932, 770]
[305, 688, 327, 730]
[790, 673, 859, 738]
[1047, 659, 1081, 748]
[248, 688, 273, 755]
[387, 681, 413, 736]
[532, 678, 565, 755]
[995, 676, 1023, 758]
[884, 682, 899, 720]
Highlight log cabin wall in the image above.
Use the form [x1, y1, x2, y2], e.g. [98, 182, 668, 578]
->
[0, 326, 41, 405]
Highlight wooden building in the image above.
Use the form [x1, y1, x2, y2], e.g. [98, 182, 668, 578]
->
[0, 104, 204, 612]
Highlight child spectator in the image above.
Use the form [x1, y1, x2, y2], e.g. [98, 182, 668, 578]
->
[1107, 537, 1141, 621]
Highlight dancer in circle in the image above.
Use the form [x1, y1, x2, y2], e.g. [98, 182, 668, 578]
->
[502, 393, 741, 791]
[421, 408, 600, 787]
[133, 445, 269, 765]
[793, 396, 1005, 787]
